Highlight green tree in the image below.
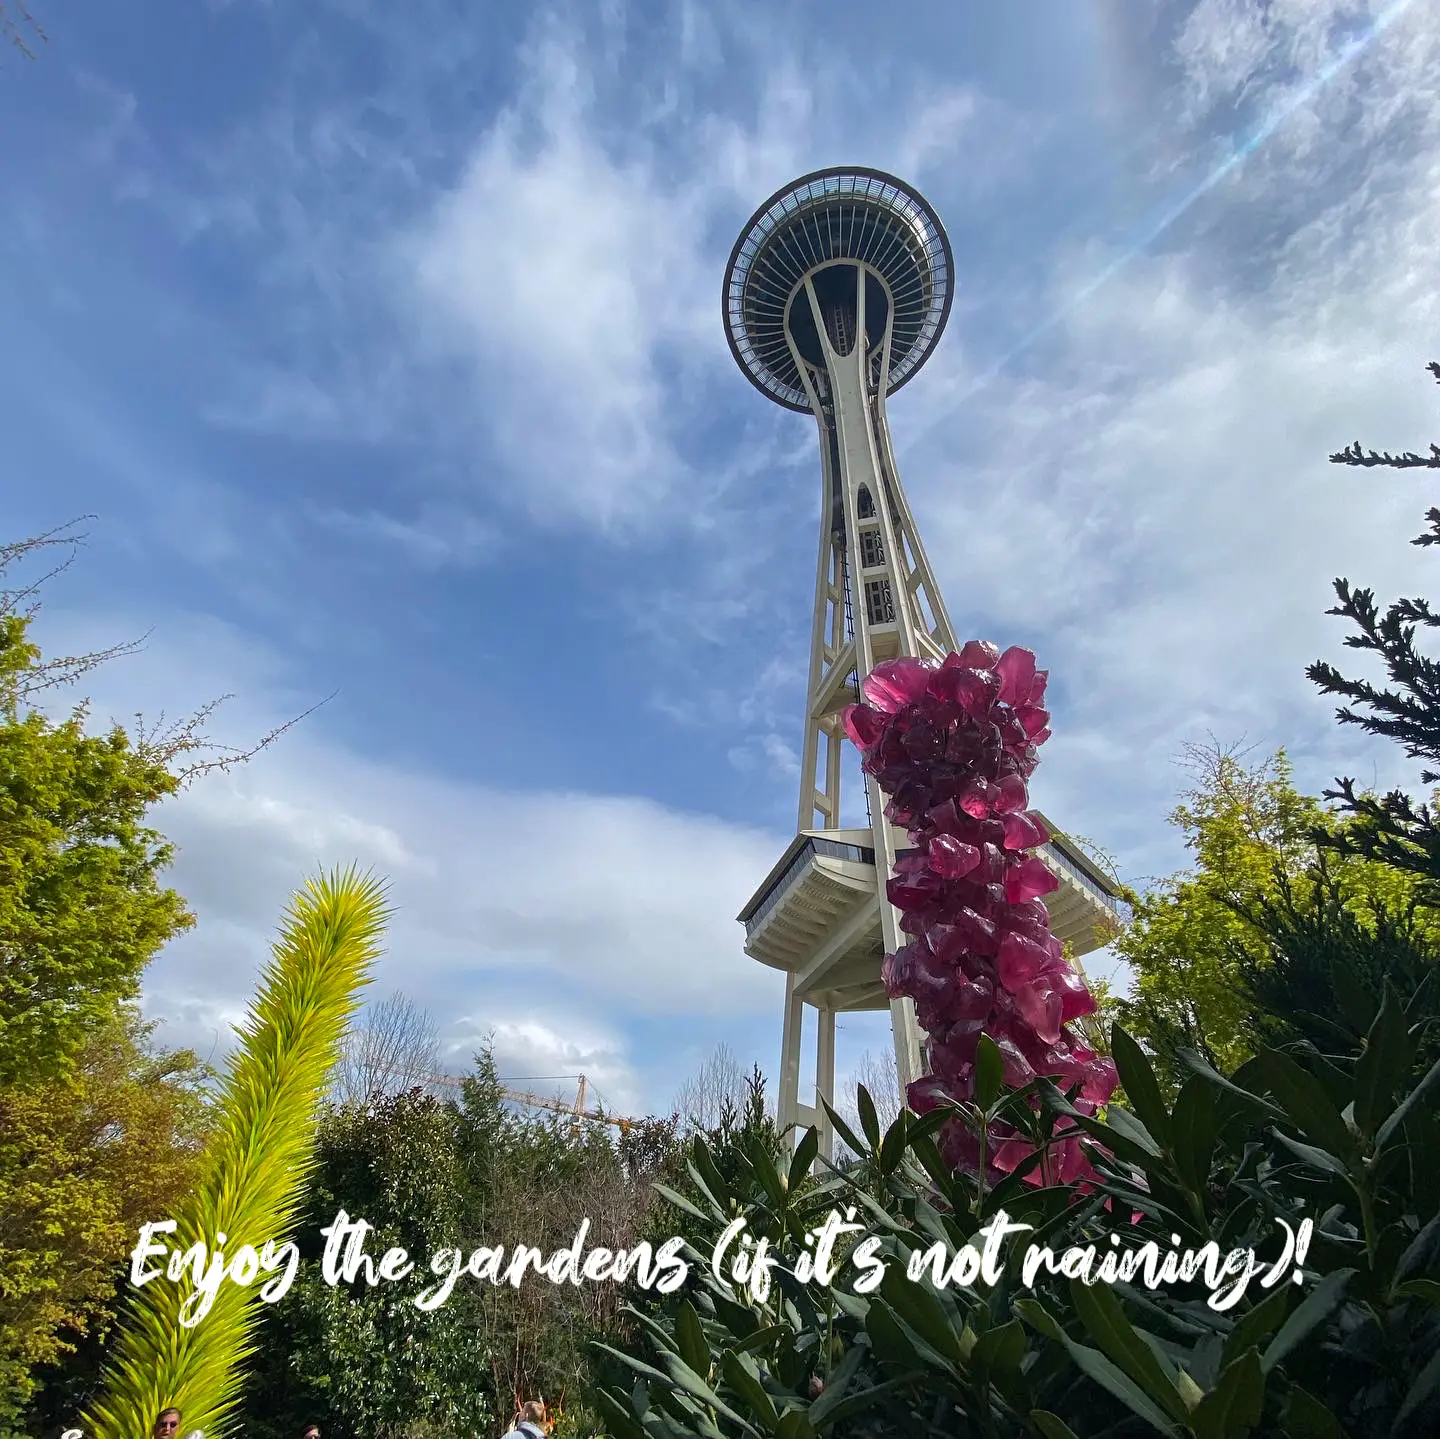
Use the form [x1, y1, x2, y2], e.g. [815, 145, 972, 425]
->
[0, 609, 194, 1086]
[1115, 742, 1432, 1092]
[1316, 359, 1440, 892]
[0, 1009, 211, 1435]
[241, 1085, 485, 1439]
[0, 524, 306, 1089]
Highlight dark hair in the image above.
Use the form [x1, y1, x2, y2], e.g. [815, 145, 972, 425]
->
[156, 1412, 182, 1426]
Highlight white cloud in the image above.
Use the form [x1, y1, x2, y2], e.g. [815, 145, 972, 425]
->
[28, 606, 787, 1111]
[888, 0, 1440, 893]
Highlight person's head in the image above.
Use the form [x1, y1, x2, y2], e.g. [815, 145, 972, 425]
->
[519, 1399, 546, 1428]
[154, 1409, 181, 1439]
[302, 1427, 320, 1439]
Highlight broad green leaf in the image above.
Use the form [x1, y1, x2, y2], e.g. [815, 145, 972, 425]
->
[1028, 1414, 1080, 1439]
[1171, 1075, 1218, 1195]
[1394, 1346, 1440, 1435]
[1283, 1386, 1349, 1439]
[877, 1109, 908, 1175]
[652, 1182, 715, 1225]
[805, 1342, 866, 1426]
[675, 1300, 711, 1376]
[1176, 1048, 1282, 1124]
[1269, 1131, 1348, 1179]
[1013, 1300, 1181, 1437]
[864, 1299, 922, 1369]
[1112, 1026, 1172, 1149]
[1256, 1047, 1357, 1161]
[658, 1346, 763, 1433]
[1068, 1278, 1190, 1424]
[720, 1350, 780, 1429]
[1260, 1269, 1353, 1373]
[878, 1261, 966, 1367]
[1375, 1052, 1440, 1152]
[857, 1084, 881, 1149]
[775, 1408, 815, 1439]
[820, 1099, 868, 1162]
[1189, 1347, 1264, 1439]
[1353, 983, 1412, 1136]
[974, 1034, 1004, 1112]
[787, 1128, 819, 1192]
[749, 1137, 788, 1209]
[1397, 1278, 1440, 1305]
[1219, 1284, 1291, 1371]
[972, 1318, 1027, 1379]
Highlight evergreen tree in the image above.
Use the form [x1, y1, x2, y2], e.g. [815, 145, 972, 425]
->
[1314, 360, 1440, 892]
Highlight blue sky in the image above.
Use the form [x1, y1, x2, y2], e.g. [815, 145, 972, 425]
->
[3, 0, 1438, 1116]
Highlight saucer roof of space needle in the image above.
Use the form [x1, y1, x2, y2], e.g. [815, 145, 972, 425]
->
[722, 166, 955, 413]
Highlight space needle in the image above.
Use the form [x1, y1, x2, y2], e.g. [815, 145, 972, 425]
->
[724, 168, 1122, 1158]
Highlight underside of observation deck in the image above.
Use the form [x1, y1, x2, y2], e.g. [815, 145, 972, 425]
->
[737, 820, 1123, 1010]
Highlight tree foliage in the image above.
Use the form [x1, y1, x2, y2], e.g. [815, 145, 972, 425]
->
[0, 610, 195, 1087]
[0, 1009, 211, 1435]
[1316, 360, 1440, 894]
[1114, 743, 1432, 1094]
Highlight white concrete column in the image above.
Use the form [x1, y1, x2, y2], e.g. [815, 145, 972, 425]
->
[815, 1005, 836, 1162]
[777, 973, 804, 1146]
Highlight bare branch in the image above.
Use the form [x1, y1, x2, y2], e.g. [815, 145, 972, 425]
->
[332, 991, 443, 1107]
[672, 1042, 751, 1133]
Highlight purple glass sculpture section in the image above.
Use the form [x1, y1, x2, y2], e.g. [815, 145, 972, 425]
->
[842, 644, 1118, 1188]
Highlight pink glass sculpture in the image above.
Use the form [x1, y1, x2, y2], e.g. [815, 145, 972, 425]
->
[842, 643, 1118, 1188]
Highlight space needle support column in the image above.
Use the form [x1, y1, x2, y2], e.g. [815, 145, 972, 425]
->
[800, 267, 926, 1104]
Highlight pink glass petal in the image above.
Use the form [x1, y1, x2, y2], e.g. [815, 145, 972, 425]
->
[929, 834, 981, 879]
[1005, 855, 1060, 903]
[862, 658, 933, 714]
[994, 646, 1037, 705]
[957, 639, 1001, 670]
[841, 703, 888, 750]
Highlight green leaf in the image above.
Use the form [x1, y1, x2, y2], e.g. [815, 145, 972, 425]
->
[877, 1110, 908, 1175]
[856, 1084, 881, 1149]
[1269, 1131, 1348, 1178]
[1068, 1278, 1190, 1424]
[974, 1033, 1004, 1112]
[719, 1350, 779, 1430]
[805, 1342, 866, 1426]
[864, 1299, 922, 1369]
[1375, 1052, 1440, 1152]
[652, 1182, 715, 1226]
[1176, 1048, 1282, 1123]
[878, 1261, 966, 1367]
[1397, 1278, 1440, 1305]
[749, 1137, 788, 1209]
[675, 1300, 711, 1376]
[1028, 1414, 1080, 1439]
[1260, 1268, 1353, 1373]
[972, 1318, 1027, 1379]
[1395, 1345, 1440, 1434]
[1013, 1300, 1181, 1437]
[820, 1099, 868, 1162]
[1170, 1075, 1218, 1195]
[1220, 1284, 1291, 1371]
[1283, 1386, 1349, 1439]
[1256, 1047, 1358, 1161]
[1353, 983, 1412, 1136]
[775, 1409, 815, 1439]
[657, 1346, 762, 1434]
[1111, 1027, 1172, 1149]
[787, 1128, 818, 1192]
[1189, 1347, 1264, 1439]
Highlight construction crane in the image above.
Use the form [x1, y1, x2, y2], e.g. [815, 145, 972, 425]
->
[379, 1065, 635, 1134]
